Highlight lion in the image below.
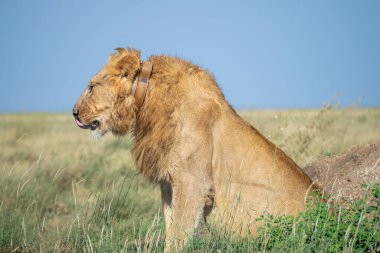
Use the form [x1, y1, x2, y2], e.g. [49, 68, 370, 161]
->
[73, 48, 318, 252]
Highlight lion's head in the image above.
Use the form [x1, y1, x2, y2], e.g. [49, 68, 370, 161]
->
[73, 48, 141, 138]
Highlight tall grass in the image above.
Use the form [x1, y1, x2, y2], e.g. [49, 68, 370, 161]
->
[1, 164, 379, 252]
[1, 108, 379, 252]
[184, 185, 380, 252]
[0, 164, 164, 252]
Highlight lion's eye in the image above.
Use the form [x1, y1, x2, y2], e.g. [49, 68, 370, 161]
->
[88, 85, 94, 93]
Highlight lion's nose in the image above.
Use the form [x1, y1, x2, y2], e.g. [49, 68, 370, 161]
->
[72, 108, 79, 119]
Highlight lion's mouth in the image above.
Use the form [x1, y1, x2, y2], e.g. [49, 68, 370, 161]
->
[75, 118, 100, 131]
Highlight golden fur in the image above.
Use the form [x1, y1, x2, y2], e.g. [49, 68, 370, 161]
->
[73, 48, 318, 252]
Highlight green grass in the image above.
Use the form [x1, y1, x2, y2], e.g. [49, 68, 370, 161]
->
[185, 185, 380, 252]
[0, 108, 379, 252]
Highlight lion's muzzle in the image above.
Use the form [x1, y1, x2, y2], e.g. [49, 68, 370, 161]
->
[72, 109, 99, 130]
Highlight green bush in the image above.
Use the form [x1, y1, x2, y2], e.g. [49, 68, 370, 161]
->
[183, 185, 380, 253]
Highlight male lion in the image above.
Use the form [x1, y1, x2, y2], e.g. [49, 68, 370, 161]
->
[73, 48, 317, 251]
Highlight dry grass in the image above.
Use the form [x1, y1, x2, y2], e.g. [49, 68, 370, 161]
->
[240, 107, 380, 165]
[0, 108, 379, 251]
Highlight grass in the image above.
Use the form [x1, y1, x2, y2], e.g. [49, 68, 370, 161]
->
[185, 185, 380, 252]
[0, 108, 379, 252]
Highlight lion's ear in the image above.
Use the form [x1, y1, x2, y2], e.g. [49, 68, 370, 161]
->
[108, 48, 141, 78]
[114, 47, 126, 53]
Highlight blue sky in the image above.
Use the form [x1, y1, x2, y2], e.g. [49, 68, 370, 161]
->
[0, 1, 379, 112]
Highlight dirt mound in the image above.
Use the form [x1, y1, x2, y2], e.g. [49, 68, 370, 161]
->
[304, 142, 380, 202]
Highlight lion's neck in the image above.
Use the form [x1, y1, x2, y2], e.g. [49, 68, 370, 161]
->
[132, 59, 180, 183]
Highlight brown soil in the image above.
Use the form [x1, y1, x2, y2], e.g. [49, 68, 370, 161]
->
[304, 142, 380, 202]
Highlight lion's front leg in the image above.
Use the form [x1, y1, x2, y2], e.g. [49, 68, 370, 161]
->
[160, 181, 173, 252]
[160, 176, 207, 252]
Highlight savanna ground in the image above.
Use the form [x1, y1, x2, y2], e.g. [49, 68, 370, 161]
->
[0, 107, 379, 252]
